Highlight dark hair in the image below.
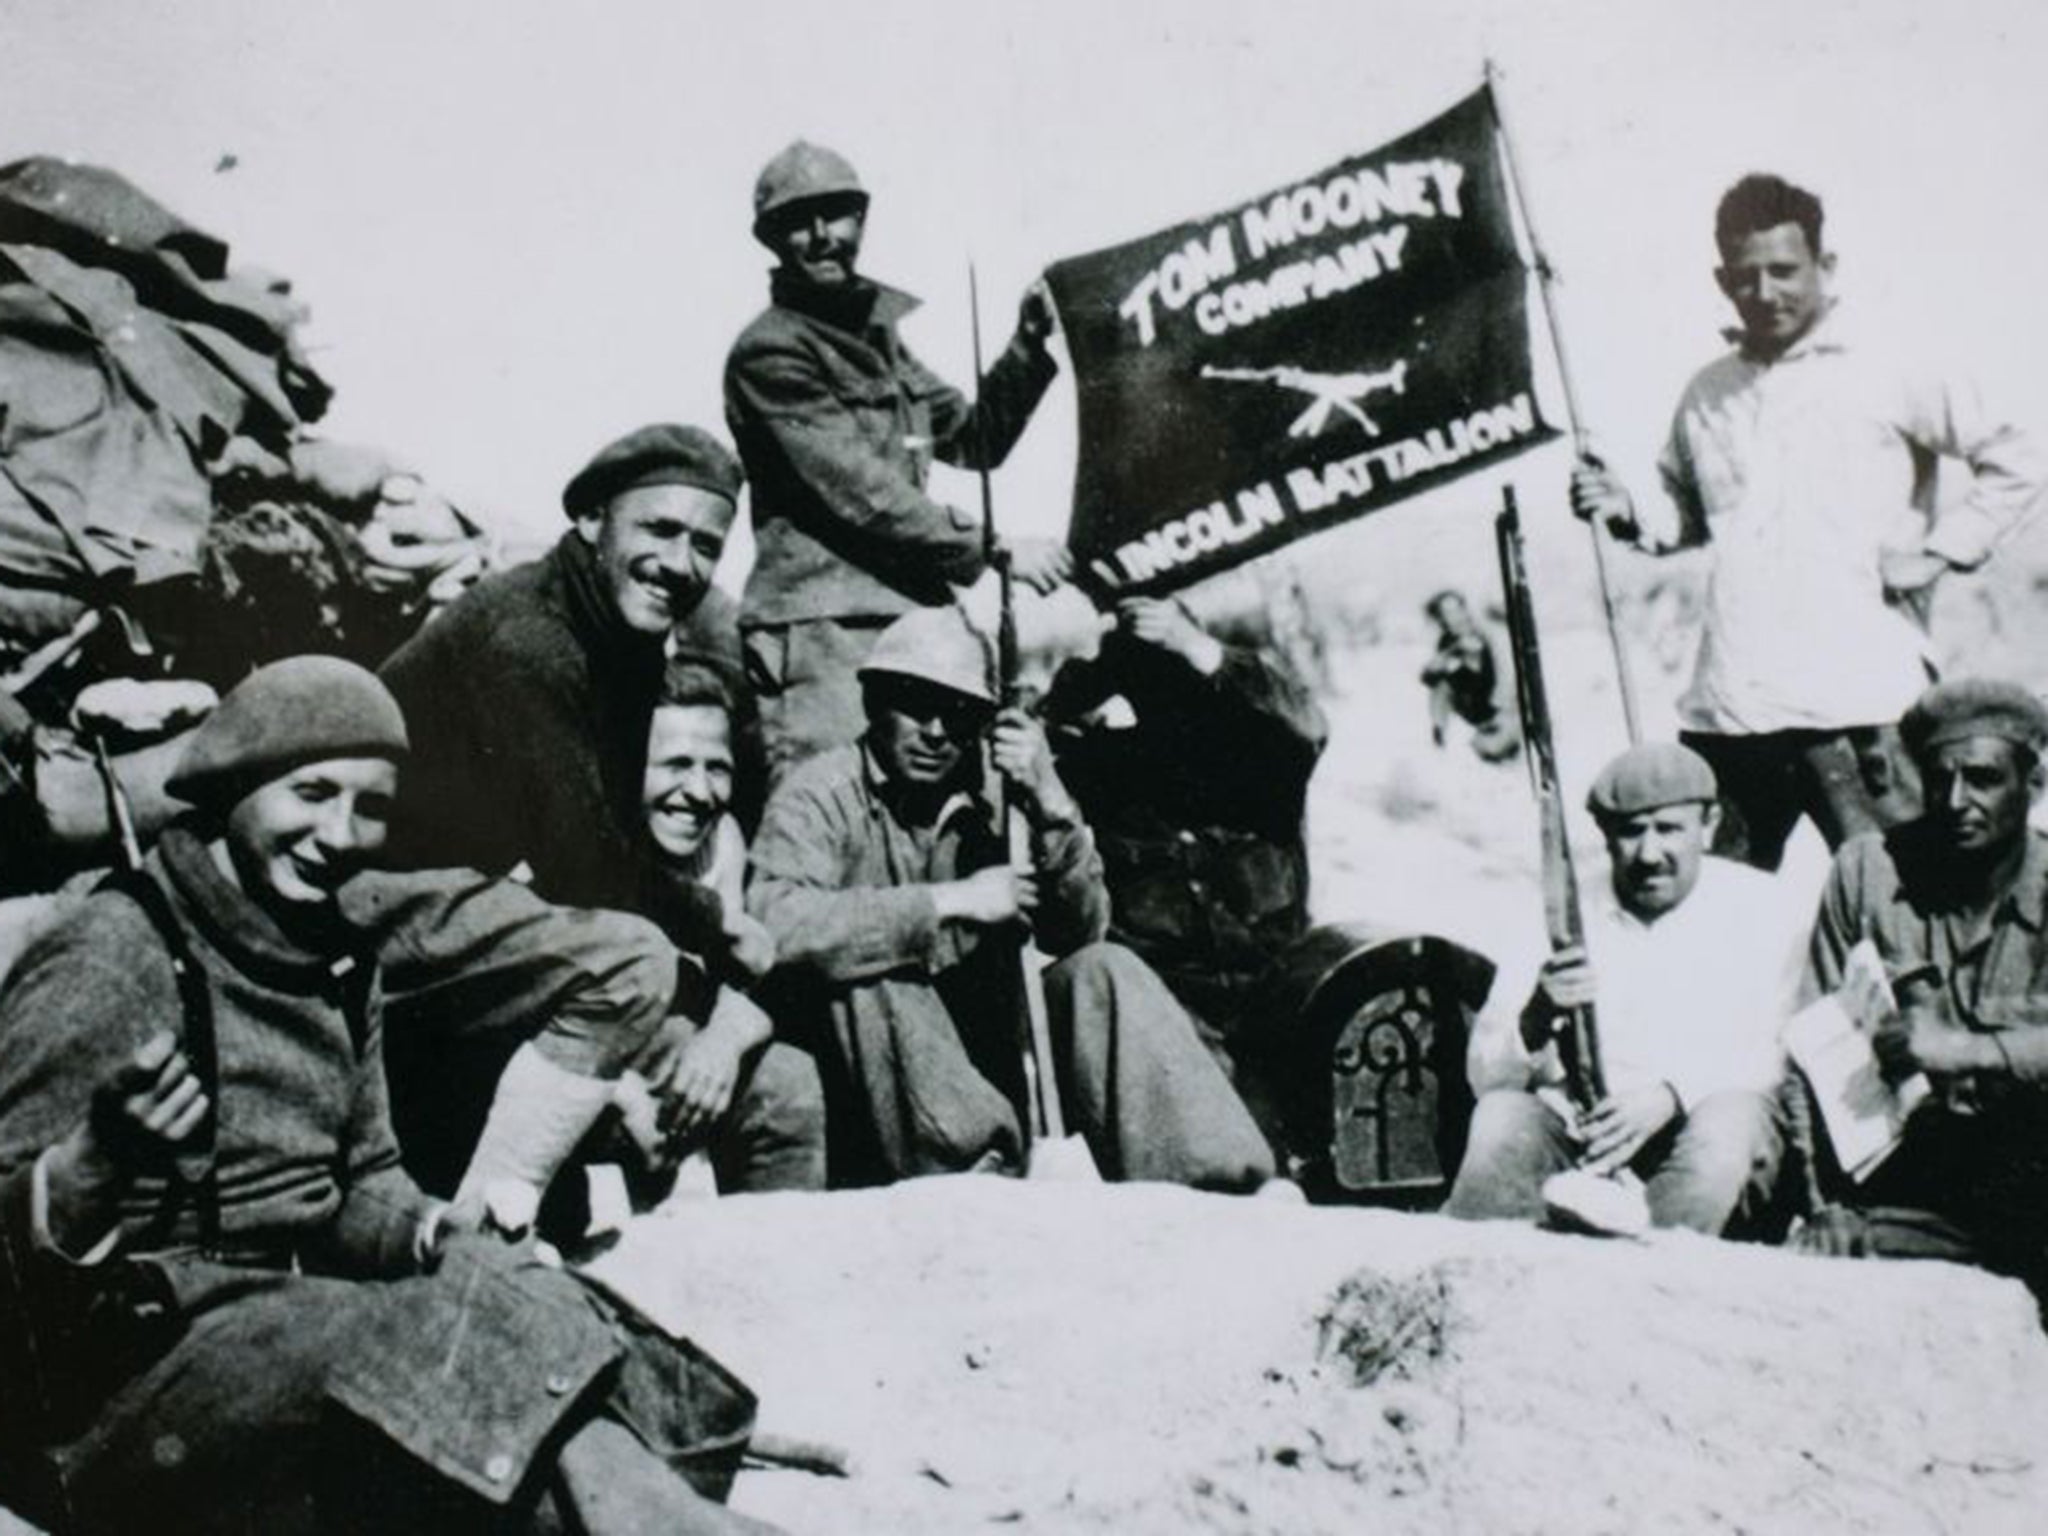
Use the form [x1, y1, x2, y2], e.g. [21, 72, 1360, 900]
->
[1423, 588, 1467, 619]
[1715, 174, 1824, 258]
[657, 657, 736, 714]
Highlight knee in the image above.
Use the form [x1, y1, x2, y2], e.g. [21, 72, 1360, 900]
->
[1465, 1088, 1557, 1144]
[742, 1042, 827, 1139]
[536, 914, 680, 1079]
[1044, 940, 1126, 990]
[1044, 940, 1171, 1007]
[1677, 1091, 1781, 1169]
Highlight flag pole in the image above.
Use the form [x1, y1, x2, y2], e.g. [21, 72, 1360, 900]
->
[1484, 58, 1643, 745]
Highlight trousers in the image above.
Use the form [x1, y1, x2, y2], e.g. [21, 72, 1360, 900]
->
[815, 940, 1275, 1191]
[1681, 724, 1916, 872]
[1443, 1087, 1783, 1234]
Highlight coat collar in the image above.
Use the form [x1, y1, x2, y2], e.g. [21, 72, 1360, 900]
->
[769, 270, 922, 336]
[547, 529, 664, 663]
[153, 821, 366, 985]
[1999, 829, 2048, 933]
[1722, 297, 1850, 364]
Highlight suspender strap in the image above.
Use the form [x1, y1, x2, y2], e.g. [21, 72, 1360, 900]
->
[98, 869, 223, 1254]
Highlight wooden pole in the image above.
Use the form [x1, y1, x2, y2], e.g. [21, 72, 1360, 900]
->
[1485, 59, 1644, 745]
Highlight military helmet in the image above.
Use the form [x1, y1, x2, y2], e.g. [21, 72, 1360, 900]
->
[858, 606, 996, 706]
[753, 140, 868, 241]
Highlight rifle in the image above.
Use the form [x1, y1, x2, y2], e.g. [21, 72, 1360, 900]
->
[970, 266, 1082, 1163]
[1494, 484, 1605, 1111]
[92, 733, 145, 872]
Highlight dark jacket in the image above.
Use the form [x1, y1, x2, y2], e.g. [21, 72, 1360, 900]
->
[1049, 636, 1327, 1036]
[726, 273, 1056, 627]
[0, 829, 747, 1534]
[380, 532, 742, 912]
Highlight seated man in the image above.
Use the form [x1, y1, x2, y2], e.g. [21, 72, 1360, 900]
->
[607, 658, 824, 1198]
[1446, 742, 1790, 1233]
[381, 423, 750, 912]
[1044, 595, 1325, 1147]
[747, 604, 1275, 1190]
[1794, 680, 2048, 1303]
[0, 657, 770, 1536]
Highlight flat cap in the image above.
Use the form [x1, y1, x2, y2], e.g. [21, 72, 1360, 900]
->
[1585, 741, 1717, 819]
[859, 605, 996, 706]
[561, 424, 743, 522]
[1900, 678, 2048, 760]
[167, 655, 407, 810]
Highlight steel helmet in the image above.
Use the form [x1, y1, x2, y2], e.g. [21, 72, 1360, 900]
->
[752, 140, 868, 242]
[858, 606, 997, 706]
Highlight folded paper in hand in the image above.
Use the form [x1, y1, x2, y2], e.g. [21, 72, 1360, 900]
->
[1784, 939, 1930, 1181]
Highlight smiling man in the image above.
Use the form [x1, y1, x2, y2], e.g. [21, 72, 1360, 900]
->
[1447, 742, 1795, 1234]
[380, 424, 744, 910]
[1570, 174, 2044, 872]
[726, 139, 1069, 784]
[1793, 680, 2048, 1304]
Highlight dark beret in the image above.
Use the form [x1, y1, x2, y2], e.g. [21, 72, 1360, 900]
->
[1586, 741, 1718, 820]
[167, 655, 407, 810]
[1900, 678, 2048, 761]
[561, 424, 744, 521]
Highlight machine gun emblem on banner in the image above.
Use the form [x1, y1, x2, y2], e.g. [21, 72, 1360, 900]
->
[1200, 358, 1409, 439]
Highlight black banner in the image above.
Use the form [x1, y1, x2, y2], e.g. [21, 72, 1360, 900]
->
[1046, 85, 1559, 596]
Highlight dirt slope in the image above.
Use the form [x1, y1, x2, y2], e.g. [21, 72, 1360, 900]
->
[590, 1180, 2048, 1535]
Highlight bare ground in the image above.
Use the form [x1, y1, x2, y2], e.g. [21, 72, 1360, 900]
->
[591, 1179, 2048, 1535]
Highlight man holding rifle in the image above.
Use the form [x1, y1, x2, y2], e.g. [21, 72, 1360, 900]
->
[746, 604, 1273, 1190]
[1446, 743, 1792, 1233]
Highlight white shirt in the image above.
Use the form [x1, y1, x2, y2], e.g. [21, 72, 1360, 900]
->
[1647, 306, 2042, 734]
[1471, 857, 1800, 1111]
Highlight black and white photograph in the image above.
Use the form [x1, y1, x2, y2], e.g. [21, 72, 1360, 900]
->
[3, 2, 2047, 1531]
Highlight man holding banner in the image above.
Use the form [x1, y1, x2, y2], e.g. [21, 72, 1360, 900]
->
[1571, 174, 2045, 872]
[726, 140, 1068, 784]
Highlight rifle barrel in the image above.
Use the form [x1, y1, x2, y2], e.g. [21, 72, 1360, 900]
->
[1494, 485, 1606, 1107]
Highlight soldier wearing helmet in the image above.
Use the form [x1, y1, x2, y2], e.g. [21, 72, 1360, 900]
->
[746, 605, 1277, 1190]
[727, 139, 1071, 786]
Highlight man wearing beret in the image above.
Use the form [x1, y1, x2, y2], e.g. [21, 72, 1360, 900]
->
[381, 423, 746, 911]
[1793, 679, 2048, 1302]
[1571, 174, 2044, 872]
[1447, 742, 1794, 1233]
[726, 139, 1070, 785]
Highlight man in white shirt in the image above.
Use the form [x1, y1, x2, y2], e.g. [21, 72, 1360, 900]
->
[1571, 174, 2043, 871]
[1445, 743, 1793, 1233]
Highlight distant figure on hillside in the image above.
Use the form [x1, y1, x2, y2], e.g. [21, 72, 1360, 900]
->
[1571, 172, 2045, 871]
[1419, 588, 1519, 763]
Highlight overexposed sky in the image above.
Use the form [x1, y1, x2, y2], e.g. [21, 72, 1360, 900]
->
[8, 0, 2046, 600]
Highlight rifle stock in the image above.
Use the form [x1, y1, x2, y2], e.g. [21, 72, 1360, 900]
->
[1494, 485, 1606, 1109]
